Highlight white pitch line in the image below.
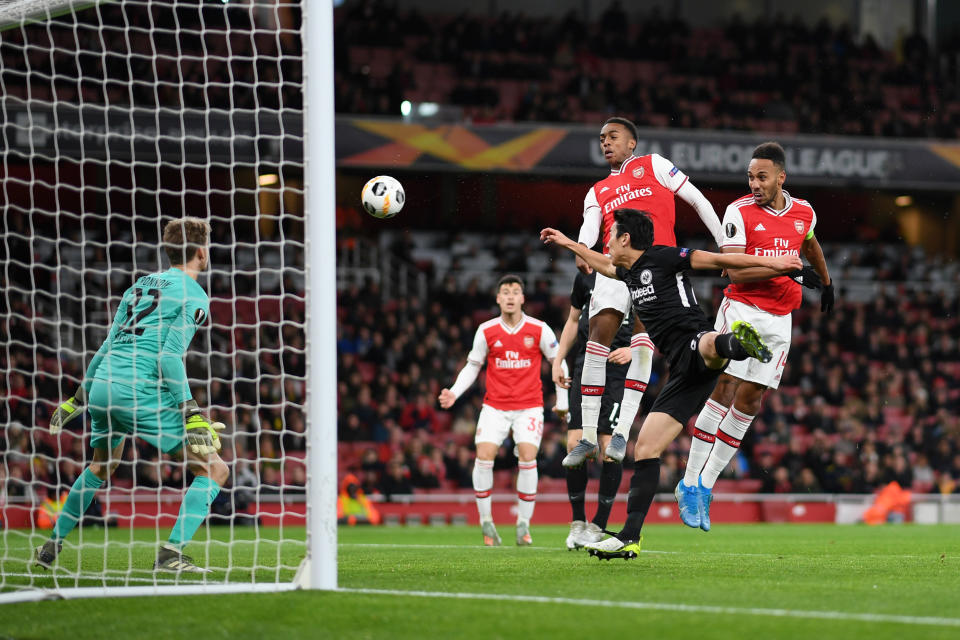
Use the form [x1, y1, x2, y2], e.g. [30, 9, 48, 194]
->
[339, 587, 960, 628]
[337, 543, 937, 560]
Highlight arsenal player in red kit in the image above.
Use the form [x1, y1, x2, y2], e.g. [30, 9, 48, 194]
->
[565, 117, 724, 467]
[439, 275, 567, 547]
[678, 141, 835, 532]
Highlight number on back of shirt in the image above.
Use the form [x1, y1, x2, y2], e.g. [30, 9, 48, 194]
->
[121, 287, 161, 335]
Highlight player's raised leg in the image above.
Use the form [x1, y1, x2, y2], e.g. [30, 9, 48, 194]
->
[606, 329, 653, 462]
[699, 382, 765, 530]
[564, 308, 621, 466]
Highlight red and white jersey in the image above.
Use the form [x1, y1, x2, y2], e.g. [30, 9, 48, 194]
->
[721, 190, 817, 315]
[580, 154, 689, 250]
[466, 314, 559, 411]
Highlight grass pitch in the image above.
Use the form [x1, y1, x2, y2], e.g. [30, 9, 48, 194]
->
[1, 523, 959, 639]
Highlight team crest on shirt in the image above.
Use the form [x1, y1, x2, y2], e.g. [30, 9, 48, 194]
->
[632, 166, 644, 179]
[193, 308, 207, 325]
[524, 335, 535, 348]
[794, 220, 805, 234]
[640, 269, 653, 285]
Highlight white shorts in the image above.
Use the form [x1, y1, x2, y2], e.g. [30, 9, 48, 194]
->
[475, 405, 544, 449]
[588, 270, 631, 319]
[714, 297, 791, 389]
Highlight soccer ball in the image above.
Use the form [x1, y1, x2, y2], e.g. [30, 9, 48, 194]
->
[361, 175, 404, 219]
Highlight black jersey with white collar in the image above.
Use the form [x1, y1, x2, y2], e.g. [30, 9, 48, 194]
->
[615, 245, 712, 366]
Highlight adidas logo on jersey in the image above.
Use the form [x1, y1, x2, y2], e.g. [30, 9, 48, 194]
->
[493, 340, 503, 347]
[754, 223, 766, 231]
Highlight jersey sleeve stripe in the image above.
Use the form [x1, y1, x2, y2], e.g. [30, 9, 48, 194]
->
[672, 175, 689, 193]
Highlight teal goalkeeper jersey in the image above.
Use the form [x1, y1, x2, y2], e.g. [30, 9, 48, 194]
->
[86, 267, 210, 404]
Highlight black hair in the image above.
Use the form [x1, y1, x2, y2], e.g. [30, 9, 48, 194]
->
[613, 209, 654, 250]
[752, 141, 786, 171]
[497, 274, 524, 292]
[603, 117, 638, 141]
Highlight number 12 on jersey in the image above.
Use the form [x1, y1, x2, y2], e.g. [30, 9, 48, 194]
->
[120, 287, 161, 335]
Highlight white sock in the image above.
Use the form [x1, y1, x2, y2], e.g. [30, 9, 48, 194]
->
[473, 459, 495, 523]
[581, 341, 610, 444]
[613, 334, 653, 439]
[700, 407, 754, 489]
[683, 399, 727, 487]
[516, 460, 538, 523]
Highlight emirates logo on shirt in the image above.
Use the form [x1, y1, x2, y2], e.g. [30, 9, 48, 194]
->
[632, 166, 644, 179]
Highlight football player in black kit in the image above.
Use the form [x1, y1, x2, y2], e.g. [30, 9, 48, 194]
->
[541, 208, 802, 559]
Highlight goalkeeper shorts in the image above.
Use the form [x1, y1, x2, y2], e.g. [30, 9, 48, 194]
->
[88, 380, 185, 453]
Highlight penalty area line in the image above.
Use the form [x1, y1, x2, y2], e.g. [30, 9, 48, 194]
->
[338, 587, 960, 628]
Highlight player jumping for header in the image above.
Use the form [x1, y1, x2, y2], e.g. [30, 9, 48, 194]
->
[541, 209, 801, 559]
[678, 142, 835, 531]
[567, 117, 723, 467]
[37, 218, 227, 574]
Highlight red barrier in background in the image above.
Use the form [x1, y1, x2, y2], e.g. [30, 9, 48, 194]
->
[3, 492, 837, 529]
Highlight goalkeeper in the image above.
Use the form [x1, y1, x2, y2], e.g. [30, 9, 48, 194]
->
[35, 218, 227, 574]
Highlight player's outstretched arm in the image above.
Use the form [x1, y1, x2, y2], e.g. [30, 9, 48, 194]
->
[540, 228, 617, 278]
[691, 250, 801, 274]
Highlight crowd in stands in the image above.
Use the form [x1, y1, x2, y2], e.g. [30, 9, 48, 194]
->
[336, 0, 960, 138]
[0, 1, 302, 112]
[3, 222, 960, 511]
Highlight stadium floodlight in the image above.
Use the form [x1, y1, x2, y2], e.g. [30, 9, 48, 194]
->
[0, 0, 337, 601]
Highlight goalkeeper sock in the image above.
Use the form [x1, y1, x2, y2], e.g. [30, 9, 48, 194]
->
[473, 459, 495, 523]
[612, 334, 653, 439]
[516, 460, 538, 523]
[592, 459, 622, 529]
[580, 342, 610, 444]
[168, 475, 221, 549]
[683, 399, 726, 487]
[565, 460, 588, 522]
[700, 407, 753, 489]
[617, 458, 660, 542]
[52, 468, 104, 541]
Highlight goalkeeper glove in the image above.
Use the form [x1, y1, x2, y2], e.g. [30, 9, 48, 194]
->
[182, 399, 226, 455]
[786, 266, 822, 290]
[821, 281, 836, 314]
[50, 387, 87, 434]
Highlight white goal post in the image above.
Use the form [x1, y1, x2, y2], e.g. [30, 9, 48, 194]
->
[0, 0, 336, 601]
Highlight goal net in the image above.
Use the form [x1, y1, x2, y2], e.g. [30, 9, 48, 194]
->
[0, 0, 336, 600]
